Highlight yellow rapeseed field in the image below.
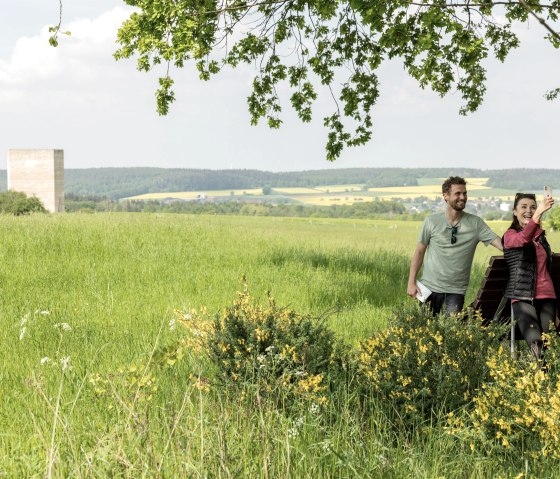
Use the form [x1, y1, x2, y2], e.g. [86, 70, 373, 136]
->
[296, 195, 376, 205]
[126, 188, 263, 200]
[123, 177, 517, 203]
[272, 187, 322, 194]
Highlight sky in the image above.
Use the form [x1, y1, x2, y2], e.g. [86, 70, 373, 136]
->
[0, 1, 559, 172]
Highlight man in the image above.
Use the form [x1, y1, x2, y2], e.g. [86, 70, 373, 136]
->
[407, 176, 503, 315]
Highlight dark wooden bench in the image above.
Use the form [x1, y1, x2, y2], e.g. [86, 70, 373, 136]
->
[472, 254, 560, 339]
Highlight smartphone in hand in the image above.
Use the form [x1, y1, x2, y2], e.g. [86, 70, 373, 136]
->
[544, 186, 553, 198]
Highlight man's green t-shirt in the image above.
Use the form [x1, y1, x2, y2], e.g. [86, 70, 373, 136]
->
[419, 212, 498, 295]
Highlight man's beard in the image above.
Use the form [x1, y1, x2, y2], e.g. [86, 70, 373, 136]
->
[449, 199, 466, 211]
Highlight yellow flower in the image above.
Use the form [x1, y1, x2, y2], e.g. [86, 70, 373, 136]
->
[190, 374, 210, 393]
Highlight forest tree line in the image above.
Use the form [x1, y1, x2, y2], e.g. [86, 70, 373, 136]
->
[0, 168, 559, 200]
[64, 194, 419, 220]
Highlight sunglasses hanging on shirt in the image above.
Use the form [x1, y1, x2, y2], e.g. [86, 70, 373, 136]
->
[451, 225, 458, 245]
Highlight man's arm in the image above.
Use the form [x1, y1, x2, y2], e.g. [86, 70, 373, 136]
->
[477, 217, 503, 252]
[407, 242, 428, 298]
[490, 237, 503, 252]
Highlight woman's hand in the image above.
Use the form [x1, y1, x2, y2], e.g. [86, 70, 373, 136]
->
[533, 196, 555, 224]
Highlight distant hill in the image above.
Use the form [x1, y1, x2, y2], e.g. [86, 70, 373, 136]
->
[0, 167, 558, 200]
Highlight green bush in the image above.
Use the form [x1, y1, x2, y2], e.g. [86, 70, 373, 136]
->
[0, 190, 47, 215]
[450, 334, 560, 462]
[177, 286, 350, 406]
[357, 305, 506, 425]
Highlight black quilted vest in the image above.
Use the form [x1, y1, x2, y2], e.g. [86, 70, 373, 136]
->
[503, 228, 553, 300]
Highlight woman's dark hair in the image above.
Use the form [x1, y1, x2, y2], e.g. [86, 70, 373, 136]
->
[509, 193, 537, 230]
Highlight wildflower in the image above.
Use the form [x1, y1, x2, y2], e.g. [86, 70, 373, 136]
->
[19, 313, 30, 340]
[168, 318, 176, 331]
[60, 356, 71, 371]
[190, 374, 210, 393]
[255, 328, 270, 342]
[287, 416, 305, 438]
[296, 374, 325, 393]
[40, 310, 50, 315]
[54, 323, 72, 332]
[19, 314, 29, 327]
[287, 427, 298, 439]
[40, 357, 52, 366]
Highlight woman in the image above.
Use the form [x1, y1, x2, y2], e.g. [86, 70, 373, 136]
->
[503, 193, 556, 360]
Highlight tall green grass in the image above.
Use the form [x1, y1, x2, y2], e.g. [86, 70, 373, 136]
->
[0, 213, 555, 478]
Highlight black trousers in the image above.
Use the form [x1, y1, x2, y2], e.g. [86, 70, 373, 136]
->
[426, 292, 465, 316]
[512, 299, 557, 358]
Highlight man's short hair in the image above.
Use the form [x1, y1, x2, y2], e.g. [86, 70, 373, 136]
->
[442, 176, 467, 195]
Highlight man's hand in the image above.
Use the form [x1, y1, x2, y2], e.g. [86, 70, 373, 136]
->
[408, 243, 427, 298]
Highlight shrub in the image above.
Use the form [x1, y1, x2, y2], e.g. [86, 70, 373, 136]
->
[453, 335, 560, 460]
[0, 190, 47, 215]
[176, 285, 350, 406]
[357, 305, 505, 425]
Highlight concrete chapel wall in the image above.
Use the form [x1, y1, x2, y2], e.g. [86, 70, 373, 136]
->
[7, 149, 64, 212]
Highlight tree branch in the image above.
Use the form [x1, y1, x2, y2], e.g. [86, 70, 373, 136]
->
[198, 1, 558, 16]
[518, 0, 560, 40]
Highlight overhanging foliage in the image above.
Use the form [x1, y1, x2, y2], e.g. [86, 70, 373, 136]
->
[112, 0, 559, 160]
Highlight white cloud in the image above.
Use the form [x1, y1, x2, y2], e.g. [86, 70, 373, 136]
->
[0, 7, 133, 111]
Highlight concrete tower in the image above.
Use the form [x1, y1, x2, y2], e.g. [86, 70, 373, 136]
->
[7, 149, 64, 212]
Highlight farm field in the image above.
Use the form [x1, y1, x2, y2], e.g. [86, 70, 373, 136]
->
[124, 177, 521, 205]
[126, 188, 264, 200]
[2, 212, 559, 477]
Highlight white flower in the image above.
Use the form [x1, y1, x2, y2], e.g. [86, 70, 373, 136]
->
[19, 313, 31, 340]
[322, 439, 332, 451]
[40, 357, 52, 366]
[54, 323, 72, 332]
[310, 403, 320, 414]
[169, 318, 176, 331]
[19, 314, 29, 327]
[288, 416, 305, 439]
[60, 356, 71, 371]
[40, 310, 50, 315]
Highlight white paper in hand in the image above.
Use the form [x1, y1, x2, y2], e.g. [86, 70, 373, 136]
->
[416, 281, 432, 303]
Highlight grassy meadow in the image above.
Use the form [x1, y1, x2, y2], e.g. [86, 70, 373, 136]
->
[2, 212, 559, 478]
